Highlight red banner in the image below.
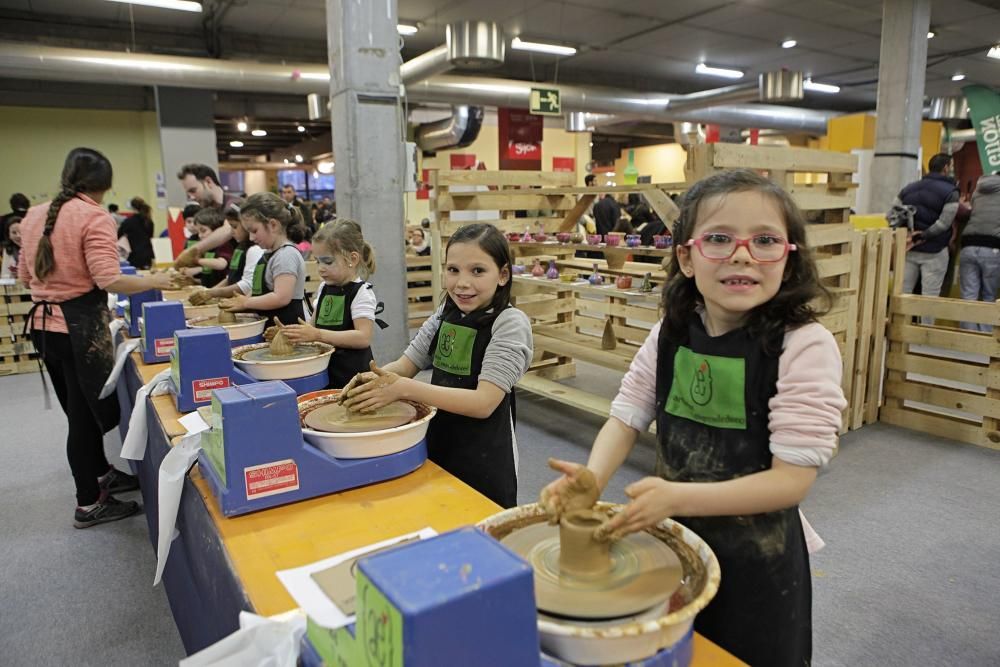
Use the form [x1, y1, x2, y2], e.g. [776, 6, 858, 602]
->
[499, 108, 542, 170]
[417, 168, 433, 200]
[167, 207, 186, 258]
[450, 153, 476, 169]
[552, 157, 575, 172]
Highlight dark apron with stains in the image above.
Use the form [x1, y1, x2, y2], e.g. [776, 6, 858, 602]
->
[655, 319, 811, 666]
[225, 242, 250, 286]
[250, 243, 304, 325]
[426, 304, 517, 508]
[314, 281, 378, 389]
[26, 288, 120, 434]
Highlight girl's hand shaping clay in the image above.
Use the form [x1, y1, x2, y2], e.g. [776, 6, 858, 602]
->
[596, 477, 677, 541]
[282, 318, 319, 343]
[539, 458, 601, 524]
[341, 361, 404, 413]
[220, 294, 249, 312]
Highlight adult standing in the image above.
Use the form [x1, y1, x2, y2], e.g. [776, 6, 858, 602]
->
[174, 163, 241, 267]
[19, 147, 172, 528]
[281, 183, 313, 233]
[958, 172, 1000, 331]
[896, 153, 960, 299]
[116, 196, 155, 269]
[593, 193, 622, 237]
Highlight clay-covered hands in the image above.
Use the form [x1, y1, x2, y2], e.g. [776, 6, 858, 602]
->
[187, 287, 212, 306]
[219, 294, 249, 312]
[341, 361, 404, 413]
[539, 458, 601, 524]
[173, 245, 201, 269]
[146, 272, 176, 291]
[281, 318, 320, 344]
[594, 477, 677, 542]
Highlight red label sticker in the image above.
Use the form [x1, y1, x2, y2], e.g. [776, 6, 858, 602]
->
[244, 459, 299, 501]
[192, 376, 230, 403]
[154, 337, 175, 357]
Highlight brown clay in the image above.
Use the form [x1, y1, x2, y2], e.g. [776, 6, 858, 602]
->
[270, 328, 295, 356]
[559, 510, 612, 577]
[217, 309, 237, 324]
[601, 319, 617, 351]
[304, 401, 416, 433]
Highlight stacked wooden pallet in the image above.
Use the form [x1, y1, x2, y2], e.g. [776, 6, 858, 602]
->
[1, 282, 39, 376]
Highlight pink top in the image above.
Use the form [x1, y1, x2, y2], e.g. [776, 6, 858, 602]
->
[18, 195, 122, 333]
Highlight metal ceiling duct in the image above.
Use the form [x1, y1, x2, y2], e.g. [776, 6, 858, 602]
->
[415, 105, 485, 151]
[447, 21, 505, 69]
[400, 45, 453, 86]
[0, 42, 837, 134]
[565, 111, 589, 132]
[927, 96, 968, 121]
[665, 71, 803, 113]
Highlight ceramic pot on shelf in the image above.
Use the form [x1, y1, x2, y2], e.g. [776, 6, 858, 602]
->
[507, 232, 521, 243]
[653, 235, 672, 249]
[546, 260, 559, 279]
[531, 258, 545, 277]
[639, 272, 654, 293]
[570, 232, 585, 244]
[605, 233, 622, 247]
[588, 263, 605, 285]
[625, 234, 641, 248]
[616, 275, 632, 289]
[586, 234, 602, 245]
[556, 232, 572, 244]
[511, 264, 526, 275]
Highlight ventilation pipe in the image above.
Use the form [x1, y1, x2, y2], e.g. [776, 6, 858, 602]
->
[414, 105, 484, 151]
[665, 71, 803, 113]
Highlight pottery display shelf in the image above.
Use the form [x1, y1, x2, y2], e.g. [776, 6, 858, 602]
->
[511, 240, 672, 271]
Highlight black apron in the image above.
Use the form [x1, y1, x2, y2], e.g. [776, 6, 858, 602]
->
[655, 320, 811, 666]
[225, 242, 250, 286]
[198, 249, 219, 287]
[250, 243, 304, 325]
[426, 304, 517, 508]
[26, 288, 120, 434]
[314, 281, 376, 389]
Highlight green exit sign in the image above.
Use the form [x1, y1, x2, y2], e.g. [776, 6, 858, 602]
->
[530, 87, 561, 115]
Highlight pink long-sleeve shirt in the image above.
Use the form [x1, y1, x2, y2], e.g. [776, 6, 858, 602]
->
[18, 195, 122, 334]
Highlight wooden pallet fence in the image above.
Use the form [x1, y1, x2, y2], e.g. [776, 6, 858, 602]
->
[405, 254, 435, 328]
[880, 294, 1000, 451]
[1, 282, 38, 374]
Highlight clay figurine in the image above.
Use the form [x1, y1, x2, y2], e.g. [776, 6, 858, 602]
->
[531, 257, 545, 277]
[588, 263, 604, 285]
[546, 259, 559, 279]
[601, 318, 617, 350]
[639, 272, 653, 293]
[523, 226, 533, 243]
[534, 222, 548, 243]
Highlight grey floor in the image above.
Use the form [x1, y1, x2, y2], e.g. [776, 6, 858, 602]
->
[2, 364, 998, 666]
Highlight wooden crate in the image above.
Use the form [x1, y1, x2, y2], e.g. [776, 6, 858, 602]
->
[406, 254, 435, 328]
[0, 352, 40, 376]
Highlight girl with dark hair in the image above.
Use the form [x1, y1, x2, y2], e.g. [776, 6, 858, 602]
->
[280, 219, 385, 389]
[184, 208, 235, 287]
[18, 147, 172, 528]
[540, 170, 846, 666]
[220, 192, 307, 325]
[116, 196, 155, 269]
[341, 223, 533, 508]
[1, 215, 21, 278]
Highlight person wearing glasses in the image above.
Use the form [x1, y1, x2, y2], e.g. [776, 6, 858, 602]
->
[540, 170, 846, 666]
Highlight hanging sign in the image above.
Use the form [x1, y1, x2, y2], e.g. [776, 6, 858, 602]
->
[962, 84, 1000, 172]
[530, 87, 562, 116]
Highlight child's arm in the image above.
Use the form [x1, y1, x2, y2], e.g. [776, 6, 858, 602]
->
[344, 370, 507, 419]
[283, 318, 374, 348]
[224, 273, 295, 311]
[197, 256, 228, 271]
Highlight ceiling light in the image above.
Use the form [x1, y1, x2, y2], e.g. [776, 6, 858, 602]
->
[317, 160, 335, 174]
[295, 154, 304, 163]
[297, 125, 305, 133]
[229, 140, 244, 148]
[251, 129, 267, 137]
[781, 39, 797, 49]
[927, 31, 935, 39]
[283, 158, 290, 164]
[695, 62, 744, 79]
[803, 78, 840, 94]
[297, 72, 330, 81]
[511, 36, 577, 56]
[397, 24, 418, 35]
[988, 45, 1000, 60]
[236, 120, 247, 132]
[106, 0, 202, 12]
[951, 73, 966, 81]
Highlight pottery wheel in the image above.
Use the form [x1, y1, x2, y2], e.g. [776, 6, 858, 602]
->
[304, 401, 417, 433]
[501, 522, 682, 619]
[237, 343, 325, 362]
[193, 315, 258, 328]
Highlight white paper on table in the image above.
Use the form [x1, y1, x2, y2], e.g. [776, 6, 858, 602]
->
[109, 318, 127, 338]
[120, 368, 172, 461]
[178, 610, 306, 667]
[276, 528, 437, 630]
[98, 339, 141, 399]
[178, 410, 210, 436]
[153, 431, 203, 586]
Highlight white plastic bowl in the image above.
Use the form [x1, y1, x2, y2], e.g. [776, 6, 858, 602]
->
[478, 502, 720, 666]
[297, 390, 436, 459]
[231, 341, 334, 380]
[188, 314, 267, 341]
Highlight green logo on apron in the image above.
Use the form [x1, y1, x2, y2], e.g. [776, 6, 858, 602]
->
[201, 250, 216, 274]
[229, 248, 244, 271]
[666, 347, 746, 429]
[433, 322, 476, 376]
[316, 294, 345, 327]
[251, 262, 266, 296]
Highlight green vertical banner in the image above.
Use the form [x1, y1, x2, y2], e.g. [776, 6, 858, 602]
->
[963, 85, 1000, 174]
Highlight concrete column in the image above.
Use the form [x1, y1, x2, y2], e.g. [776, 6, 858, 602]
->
[327, 0, 408, 360]
[869, 0, 931, 211]
[154, 86, 218, 207]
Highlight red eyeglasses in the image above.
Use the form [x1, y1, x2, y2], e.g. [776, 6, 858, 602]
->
[684, 232, 797, 263]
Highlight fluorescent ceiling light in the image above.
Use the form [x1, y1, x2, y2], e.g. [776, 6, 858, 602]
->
[951, 73, 966, 81]
[803, 78, 840, 94]
[317, 160, 335, 174]
[283, 158, 290, 164]
[236, 120, 247, 132]
[927, 31, 935, 39]
[229, 140, 243, 148]
[781, 39, 797, 49]
[397, 24, 419, 35]
[106, 0, 202, 12]
[75, 56, 199, 71]
[297, 72, 330, 81]
[988, 45, 1000, 60]
[295, 154, 304, 163]
[695, 62, 744, 79]
[297, 125, 305, 132]
[251, 129, 267, 137]
[511, 36, 577, 56]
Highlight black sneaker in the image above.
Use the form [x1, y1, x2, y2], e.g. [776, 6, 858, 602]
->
[73, 494, 141, 529]
[99, 468, 140, 494]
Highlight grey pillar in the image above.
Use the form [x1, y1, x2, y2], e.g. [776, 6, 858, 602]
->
[327, 0, 408, 360]
[870, 0, 931, 211]
[155, 86, 219, 207]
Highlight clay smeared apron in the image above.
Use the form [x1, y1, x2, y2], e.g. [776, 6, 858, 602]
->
[250, 243, 304, 325]
[655, 320, 811, 666]
[426, 304, 517, 508]
[313, 281, 387, 389]
[26, 288, 120, 434]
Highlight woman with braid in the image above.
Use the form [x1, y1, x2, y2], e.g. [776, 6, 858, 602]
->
[18, 147, 172, 528]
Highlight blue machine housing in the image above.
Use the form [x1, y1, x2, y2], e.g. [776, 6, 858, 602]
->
[197, 381, 427, 516]
[141, 301, 186, 364]
[125, 288, 161, 337]
[115, 262, 136, 317]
